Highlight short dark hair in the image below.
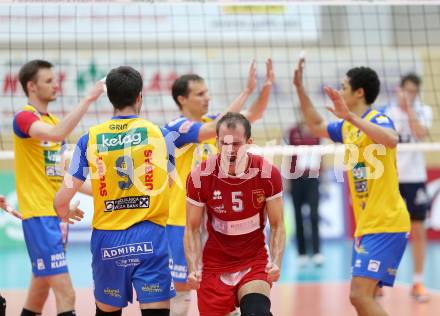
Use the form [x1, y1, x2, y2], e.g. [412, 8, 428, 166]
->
[171, 74, 204, 109]
[106, 66, 143, 110]
[400, 73, 421, 88]
[216, 112, 251, 140]
[346, 67, 380, 105]
[18, 59, 53, 97]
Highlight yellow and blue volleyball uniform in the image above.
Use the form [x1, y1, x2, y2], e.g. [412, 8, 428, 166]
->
[327, 108, 410, 287]
[13, 105, 64, 219]
[164, 115, 217, 282]
[13, 104, 68, 277]
[68, 115, 176, 306]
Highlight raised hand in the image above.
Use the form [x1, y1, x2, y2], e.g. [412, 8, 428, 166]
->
[293, 57, 305, 89]
[61, 200, 85, 224]
[87, 81, 105, 102]
[396, 86, 411, 113]
[324, 86, 351, 120]
[263, 58, 274, 89]
[265, 262, 280, 283]
[245, 59, 257, 94]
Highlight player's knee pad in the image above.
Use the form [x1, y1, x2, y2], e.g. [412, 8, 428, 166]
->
[57, 311, 76, 316]
[240, 293, 272, 316]
[95, 306, 122, 316]
[20, 308, 41, 316]
[141, 308, 170, 316]
[0, 295, 6, 316]
[170, 291, 191, 316]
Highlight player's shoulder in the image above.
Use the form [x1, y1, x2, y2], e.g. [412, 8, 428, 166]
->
[166, 116, 196, 132]
[248, 153, 280, 176]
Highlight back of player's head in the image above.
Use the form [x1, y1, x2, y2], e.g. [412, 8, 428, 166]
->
[106, 66, 143, 110]
[19, 59, 53, 97]
[216, 112, 251, 140]
[346, 67, 380, 105]
[400, 73, 421, 89]
[172, 74, 204, 109]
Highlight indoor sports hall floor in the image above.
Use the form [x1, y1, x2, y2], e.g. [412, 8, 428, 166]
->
[1, 240, 439, 315]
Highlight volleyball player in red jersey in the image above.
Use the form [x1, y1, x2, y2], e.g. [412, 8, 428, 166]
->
[184, 112, 285, 316]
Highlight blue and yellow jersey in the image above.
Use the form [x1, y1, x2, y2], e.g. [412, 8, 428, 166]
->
[13, 105, 64, 219]
[327, 109, 410, 237]
[69, 115, 174, 230]
[165, 115, 218, 226]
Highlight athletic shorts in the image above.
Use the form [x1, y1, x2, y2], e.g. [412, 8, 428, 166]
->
[22, 216, 68, 277]
[166, 225, 188, 283]
[91, 221, 176, 308]
[399, 182, 431, 221]
[351, 232, 408, 287]
[197, 263, 270, 316]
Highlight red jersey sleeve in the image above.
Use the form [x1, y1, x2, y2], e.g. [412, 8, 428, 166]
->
[13, 111, 40, 138]
[186, 165, 206, 207]
[262, 164, 283, 201]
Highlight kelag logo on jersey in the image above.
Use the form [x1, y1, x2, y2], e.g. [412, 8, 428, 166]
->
[97, 128, 148, 152]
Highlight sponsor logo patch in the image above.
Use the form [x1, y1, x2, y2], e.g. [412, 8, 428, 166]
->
[367, 259, 381, 273]
[101, 242, 153, 260]
[97, 128, 147, 152]
[104, 196, 150, 212]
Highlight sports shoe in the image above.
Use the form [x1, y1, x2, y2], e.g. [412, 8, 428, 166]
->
[312, 253, 324, 266]
[298, 255, 309, 267]
[411, 283, 430, 303]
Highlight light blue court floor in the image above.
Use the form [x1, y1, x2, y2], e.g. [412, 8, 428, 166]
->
[1, 239, 440, 291]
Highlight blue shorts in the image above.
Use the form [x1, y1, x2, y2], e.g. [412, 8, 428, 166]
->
[91, 221, 176, 308]
[22, 216, 68, 277]
[166, 225, 188, 283]
[351, 232, 408, 287]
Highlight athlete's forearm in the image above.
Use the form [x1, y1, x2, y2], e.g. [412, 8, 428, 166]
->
[50, 96, 95, 141]
[242, 84, 271, 122]
[269, 224, 286, 268]
[347, 113, 399, 148]
[184, 227, 202, 273]
[296, 87, 328, 137]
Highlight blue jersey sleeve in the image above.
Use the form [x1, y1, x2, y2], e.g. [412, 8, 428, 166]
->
[327, 121, 344, 143]
[68, 133, 89, 181]
[370, 113, 396, 130]
[165, 117, 203, 148]
[160, 127, 178, 173]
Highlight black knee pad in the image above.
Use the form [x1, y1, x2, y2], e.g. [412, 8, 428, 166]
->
[95, 306, 122, 316]
[58, 311, 76, 316]
[141, 308, 170, 316]
[240, 293, 272, 316]
[0, 295, 6, 316]
[20, 308, 41, 316]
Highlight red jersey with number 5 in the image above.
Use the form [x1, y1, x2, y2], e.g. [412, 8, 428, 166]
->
[186, 153, 283, 273]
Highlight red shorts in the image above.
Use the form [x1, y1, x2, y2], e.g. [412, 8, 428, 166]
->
[197, 263, 270, 316]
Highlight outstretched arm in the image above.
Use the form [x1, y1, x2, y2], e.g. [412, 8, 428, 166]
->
[28, 82, 104, 142]
[324, 86, 399, 148]
[293, 58, 330, 138]
[198, 59, 257, 141]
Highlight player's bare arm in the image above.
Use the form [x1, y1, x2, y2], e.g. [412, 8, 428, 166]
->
[265, 196, 286, 283]
[54, 174, 85, 224]
[198, 59, 257, 142]
[0, 195, 22, 220]
[293, 58, 330, 138]
[324, 86, 399, 148]
[28, 81, 104, 142]
[241, 58, 274, 122]
[184, 201, 204, 290]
